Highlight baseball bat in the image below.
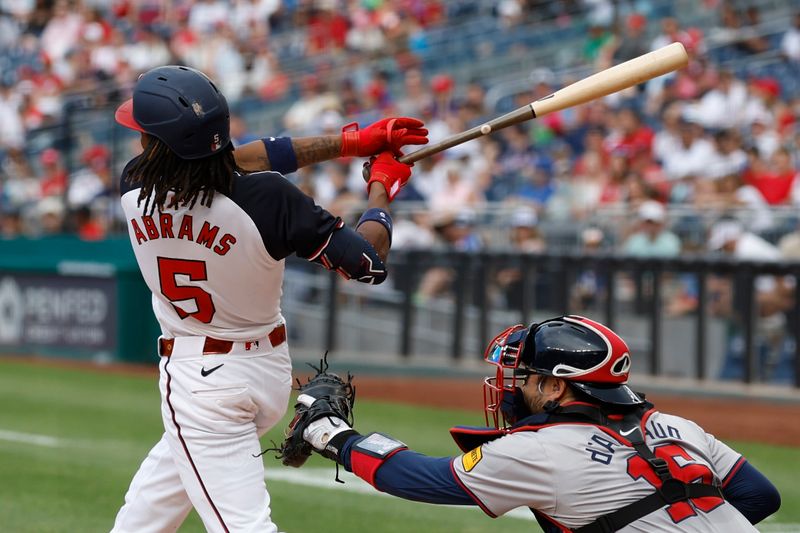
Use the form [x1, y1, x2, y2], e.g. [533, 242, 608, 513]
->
[398, 42, 688, 164]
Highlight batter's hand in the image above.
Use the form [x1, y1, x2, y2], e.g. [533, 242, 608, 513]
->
[364, 152, 413, 202]
[340, 117, 428, 157]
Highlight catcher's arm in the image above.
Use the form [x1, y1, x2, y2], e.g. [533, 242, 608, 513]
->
[274, 361, 475, 506]
[293, 395, 474, 504]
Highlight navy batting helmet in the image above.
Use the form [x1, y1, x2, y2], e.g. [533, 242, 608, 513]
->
[484, 315, 643, 426]
[115, 66, 231, 160]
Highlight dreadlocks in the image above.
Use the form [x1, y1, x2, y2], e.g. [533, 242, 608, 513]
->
[125, 136, 243, 215]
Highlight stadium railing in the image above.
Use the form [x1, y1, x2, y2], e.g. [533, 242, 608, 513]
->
[284, 250, 800, 388]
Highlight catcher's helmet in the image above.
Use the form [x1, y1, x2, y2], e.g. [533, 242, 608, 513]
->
[115, 66, 230, 160]
[484, 315, 643, 427]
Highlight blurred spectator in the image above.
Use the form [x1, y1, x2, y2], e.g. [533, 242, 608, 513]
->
[708, 218, 794, 382]
[306, 1, 349, 54]
[506, 207, 546, 252]
[428, 158, 483, 213]
[621, 201, 681, 257]
[416, 210, 482, 301]
[604, 107, 654, 166]
[709, 218, 780, 260]
[73, 204, 106, 240]
[661, 117, 715, 181]
[571, 226, 607, 311]
[737, 5, 770, 55]
[67, 144, 113, 208]
[36, 196, 66, 236]
[230, 114, 258, 147]
[313, 161, 361, 218]
[747, 147, 796, 205]
[0, 81, 25, 151]
[0, 207, 23, 239]
[38, 148, 68, 198]
[583, 22, 614, 65]
[690, 70, 748, 130]
[283, 74, 341, 134]
[778, 221, 800, 259]
[511, 160, 554, 209]
[494, 207, 546, 311]
[706, 129, 747, 180]
[188, 0, 229, 35]
[781, 11, 800, 62]
[395, 68, 432, 118]
[391, 212, 437, 250]
[747, 112, 781, 161]
[651, 17, 689, 51]
[603, 12, 648, 65]
[715, 171, 773, 232]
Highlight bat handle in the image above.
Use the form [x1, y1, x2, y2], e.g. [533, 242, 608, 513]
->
[398, 105, 535, 164]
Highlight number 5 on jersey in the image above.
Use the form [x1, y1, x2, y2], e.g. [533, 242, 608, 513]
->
[157, 257, 216, 323]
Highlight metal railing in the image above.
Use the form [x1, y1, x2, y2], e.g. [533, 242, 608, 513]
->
[284, 251, 800, 387]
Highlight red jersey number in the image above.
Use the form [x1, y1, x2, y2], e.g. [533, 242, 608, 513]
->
[627, 444, 724, 523]
[157, 257, 216, 323]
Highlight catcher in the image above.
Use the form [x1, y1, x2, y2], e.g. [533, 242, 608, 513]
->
[279, 315, 780, 532]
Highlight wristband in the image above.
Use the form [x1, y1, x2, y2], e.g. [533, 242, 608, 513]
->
[356, 208, 393, 245]
[340, 122, 360, 157]
[262, 136, 298, 174]
[350, 432, 408, 487]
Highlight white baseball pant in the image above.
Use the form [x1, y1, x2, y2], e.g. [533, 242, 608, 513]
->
[111, 332, 292, 533]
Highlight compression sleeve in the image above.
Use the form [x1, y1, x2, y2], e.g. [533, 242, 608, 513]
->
[722, 460, 781, 524]
[339, 435, 473, 505]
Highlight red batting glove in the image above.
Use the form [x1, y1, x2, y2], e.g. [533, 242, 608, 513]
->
[340, 117, 428, 157]
[365, 152, 413, 201]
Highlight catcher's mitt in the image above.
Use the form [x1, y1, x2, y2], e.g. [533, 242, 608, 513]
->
[277, 354, 355, 468]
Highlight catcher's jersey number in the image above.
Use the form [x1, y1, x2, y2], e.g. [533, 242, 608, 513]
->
[157, 257, 216, 323]
[627, 443, 724, 523]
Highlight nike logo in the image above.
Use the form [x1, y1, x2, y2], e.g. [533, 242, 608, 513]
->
[200, 364, 224, 377]
[620, 427, 638, 436]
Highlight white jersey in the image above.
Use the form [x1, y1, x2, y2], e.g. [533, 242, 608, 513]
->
[452, 411, 754, 532]
[120, 162, 339, 340]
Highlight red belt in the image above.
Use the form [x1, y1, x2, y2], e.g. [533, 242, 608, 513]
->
[159, 324, 286, 357]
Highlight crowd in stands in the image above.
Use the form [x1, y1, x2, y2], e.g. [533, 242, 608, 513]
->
[1, 0, 799, 382]
[0, 1, 798, 249]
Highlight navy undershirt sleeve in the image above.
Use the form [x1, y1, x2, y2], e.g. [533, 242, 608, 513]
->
[722, 460, 781, 524]
[340, 436, 473, 505]
[230, 172, 339, 260]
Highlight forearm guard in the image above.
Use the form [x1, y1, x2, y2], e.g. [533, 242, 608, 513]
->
[310, 223, 388, 284]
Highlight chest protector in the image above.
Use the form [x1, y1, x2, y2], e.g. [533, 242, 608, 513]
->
[450, 400, 725, 532]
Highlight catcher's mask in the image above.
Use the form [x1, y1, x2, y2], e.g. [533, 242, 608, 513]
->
[483, 315, 643, 429]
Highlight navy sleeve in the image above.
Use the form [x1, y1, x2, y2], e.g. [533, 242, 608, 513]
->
[340, 436, 473, 505]
[230, 172, 340, 260]
[722, 460, 780, 524]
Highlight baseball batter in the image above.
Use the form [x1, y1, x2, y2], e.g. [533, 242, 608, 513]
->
[292, 315, 781, 532]
[110, 65, 424, 533]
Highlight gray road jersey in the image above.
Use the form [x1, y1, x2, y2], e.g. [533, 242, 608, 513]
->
[452, 411, 755, 531]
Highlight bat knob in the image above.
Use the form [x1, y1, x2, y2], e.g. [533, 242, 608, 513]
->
[361, 161, 371, 183]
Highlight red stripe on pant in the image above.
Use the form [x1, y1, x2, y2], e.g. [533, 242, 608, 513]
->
[164, 356, 230, 532]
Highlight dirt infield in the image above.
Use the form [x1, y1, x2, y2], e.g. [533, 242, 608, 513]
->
[352, 376, 800, 447]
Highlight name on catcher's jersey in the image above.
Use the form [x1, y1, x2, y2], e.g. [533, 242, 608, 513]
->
[451, 411, 756, 532]
[120, 158, 339, 340]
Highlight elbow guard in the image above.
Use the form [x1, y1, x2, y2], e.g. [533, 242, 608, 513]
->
[310, 224, 388, 284]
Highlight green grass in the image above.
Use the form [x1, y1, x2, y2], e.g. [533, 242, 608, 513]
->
[0, 359, 797, 532]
